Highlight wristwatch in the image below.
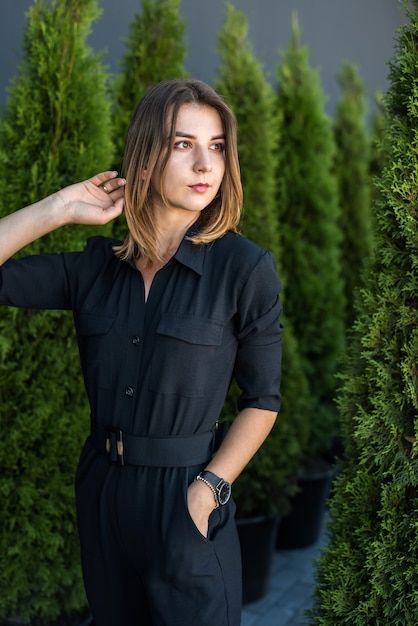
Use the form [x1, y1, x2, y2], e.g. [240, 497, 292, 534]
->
[195, 470, 232, 507]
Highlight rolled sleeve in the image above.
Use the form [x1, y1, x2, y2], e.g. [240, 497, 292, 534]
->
[234, 251, 283, 412]
[0, 253, 74, 310]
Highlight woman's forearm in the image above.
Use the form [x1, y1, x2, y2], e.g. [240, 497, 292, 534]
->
[206, 407, 278, 483]
[0, 193, 67, 265]
[187, 408, 278, 535]
[0, 171, 125, 265]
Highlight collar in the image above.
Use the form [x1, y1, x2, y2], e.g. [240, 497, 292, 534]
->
[173, 231, 205, 276]
[122, 224, 206, 276]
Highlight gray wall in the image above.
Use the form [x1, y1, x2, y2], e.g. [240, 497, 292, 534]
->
[1, 0, 408, 117]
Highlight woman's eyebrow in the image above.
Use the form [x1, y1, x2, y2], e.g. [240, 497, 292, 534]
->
[175, 131, 226, 140]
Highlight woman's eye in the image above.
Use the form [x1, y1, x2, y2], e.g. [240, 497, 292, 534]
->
[211, 142, 225, 152]
[174, 140, 191, 149]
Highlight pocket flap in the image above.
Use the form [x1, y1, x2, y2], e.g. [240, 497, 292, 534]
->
[157, 314, 223, 345]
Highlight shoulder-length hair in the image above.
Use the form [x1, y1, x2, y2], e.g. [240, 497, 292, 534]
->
[113, 79, 243, 263]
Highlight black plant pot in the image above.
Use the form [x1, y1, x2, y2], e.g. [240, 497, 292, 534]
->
[276, 458, 335, 550]
[236, 514, 279, 604]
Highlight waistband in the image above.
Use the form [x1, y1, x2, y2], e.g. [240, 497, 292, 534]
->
[90, 421, 226, 468]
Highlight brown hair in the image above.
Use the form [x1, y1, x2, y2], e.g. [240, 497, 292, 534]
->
[113, 79, 243, 263]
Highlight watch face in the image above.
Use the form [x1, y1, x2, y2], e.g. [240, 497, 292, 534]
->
[218, 482, 231, 505]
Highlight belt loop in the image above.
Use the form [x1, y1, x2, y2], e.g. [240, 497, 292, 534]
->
[105, 428, 124, 466]
[212, 420, 228, 454]
[117, 429, 124, 466]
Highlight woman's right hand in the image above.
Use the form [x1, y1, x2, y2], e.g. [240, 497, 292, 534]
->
[0, 171, 126, 266]
[55, 171, 126, 226]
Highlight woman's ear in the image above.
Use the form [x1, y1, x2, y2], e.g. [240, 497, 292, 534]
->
[141, 168, 147, 181]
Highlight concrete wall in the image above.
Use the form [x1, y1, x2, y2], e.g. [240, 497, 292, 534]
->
[1, 0, 408, 116]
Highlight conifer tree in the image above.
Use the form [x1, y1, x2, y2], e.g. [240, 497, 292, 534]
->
[215, 3, 306, 517]
[310, 3, 418, 623]
[0, 0, 112, 621]
[275, 15, 345, 458]
[369, 92, 387, 209]
[333, 62, 372, 330]
[111, 0, 188, 174]
[215, 2, 280, 259]
[369, 92, 387, 180]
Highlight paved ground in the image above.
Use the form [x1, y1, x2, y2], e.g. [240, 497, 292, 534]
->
[240, 517, 328, 626]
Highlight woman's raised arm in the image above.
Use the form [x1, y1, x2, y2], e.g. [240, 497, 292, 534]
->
[0, 171, 125, 265]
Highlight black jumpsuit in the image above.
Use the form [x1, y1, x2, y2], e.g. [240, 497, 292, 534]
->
[0, 230, 283, 626]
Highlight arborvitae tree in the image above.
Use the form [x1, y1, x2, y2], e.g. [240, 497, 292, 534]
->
[275, 15, 345, 458]
[0, 0, 112, 621]
[333, 62, 372, 330]
[111, 0, 188, 174]
[215, 2, 280, 258]
[369, 91, 388, 213]
[310, 3, 418, 623]
[369, 92, 387, 181]
[215, 3, 306, 517]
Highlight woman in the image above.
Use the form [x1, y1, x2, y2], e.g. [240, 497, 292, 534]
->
[0, 79, 283, 626]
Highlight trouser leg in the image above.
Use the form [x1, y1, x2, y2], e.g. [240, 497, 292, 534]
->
[75, 448, 242, 626]
[142, 469, 242, 626]
[80, 548, 153, 626]
[75, 447, 153, 626]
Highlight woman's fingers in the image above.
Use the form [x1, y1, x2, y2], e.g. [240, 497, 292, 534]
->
[89, 172, 126, 198]
[89, 171, 119, 187]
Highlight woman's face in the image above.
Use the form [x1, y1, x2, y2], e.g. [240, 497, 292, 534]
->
[150, 103, 226, 217]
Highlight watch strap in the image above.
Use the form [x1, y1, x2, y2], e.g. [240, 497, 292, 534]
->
[198, 470, 223, 489]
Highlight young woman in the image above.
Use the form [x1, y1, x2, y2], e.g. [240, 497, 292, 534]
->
[0, 79, 283, 626]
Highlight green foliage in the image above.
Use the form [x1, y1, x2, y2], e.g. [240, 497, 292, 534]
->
[368, 92, 388, 256]
[275, 14, 345, 458]
[110, 0, 188, 240]
[333, 62, 373, 330]
[0, 0, 113, 621]
[369, 91, 388, 191]
[110, 0, 188, 173]
[0, 0, 112, 215]
[215, 2, 280, 259]
[215, 4, 305, 518]
[310, 2, 418, 622]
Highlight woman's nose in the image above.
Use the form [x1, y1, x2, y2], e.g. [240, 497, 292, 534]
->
[193, 147, 213, 173]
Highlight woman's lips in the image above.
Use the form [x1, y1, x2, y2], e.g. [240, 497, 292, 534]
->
[189, 183, 209, 193]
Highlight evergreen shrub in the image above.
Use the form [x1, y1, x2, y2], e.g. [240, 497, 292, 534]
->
[0, 0, 113, 621]
[310, 2, 418, 623]
[215, 4, 306, 518]
[275, 15, 345, 460]
[110, 0, 188, 241]
[111, 0, 188, 173]
[333, 62, 372, 330]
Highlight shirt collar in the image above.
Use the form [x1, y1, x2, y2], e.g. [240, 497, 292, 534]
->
[173, 227, 206, 276]
[122, 224, 206, 276]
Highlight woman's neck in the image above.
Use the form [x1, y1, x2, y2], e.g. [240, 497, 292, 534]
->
[153, 208, 199, 261]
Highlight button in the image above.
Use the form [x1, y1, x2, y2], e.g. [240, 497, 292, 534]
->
[132, 336, 141, 345]
[125, 387, 134, 397]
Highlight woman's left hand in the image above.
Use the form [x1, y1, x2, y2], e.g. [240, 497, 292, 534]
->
[187, 479, 217, 538]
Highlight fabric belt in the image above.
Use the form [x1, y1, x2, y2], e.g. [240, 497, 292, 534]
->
[89, 421, 227, 468]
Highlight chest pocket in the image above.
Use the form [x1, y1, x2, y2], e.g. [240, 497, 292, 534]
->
[77, 313, 116, 390]
[150, 314, 224, 398]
